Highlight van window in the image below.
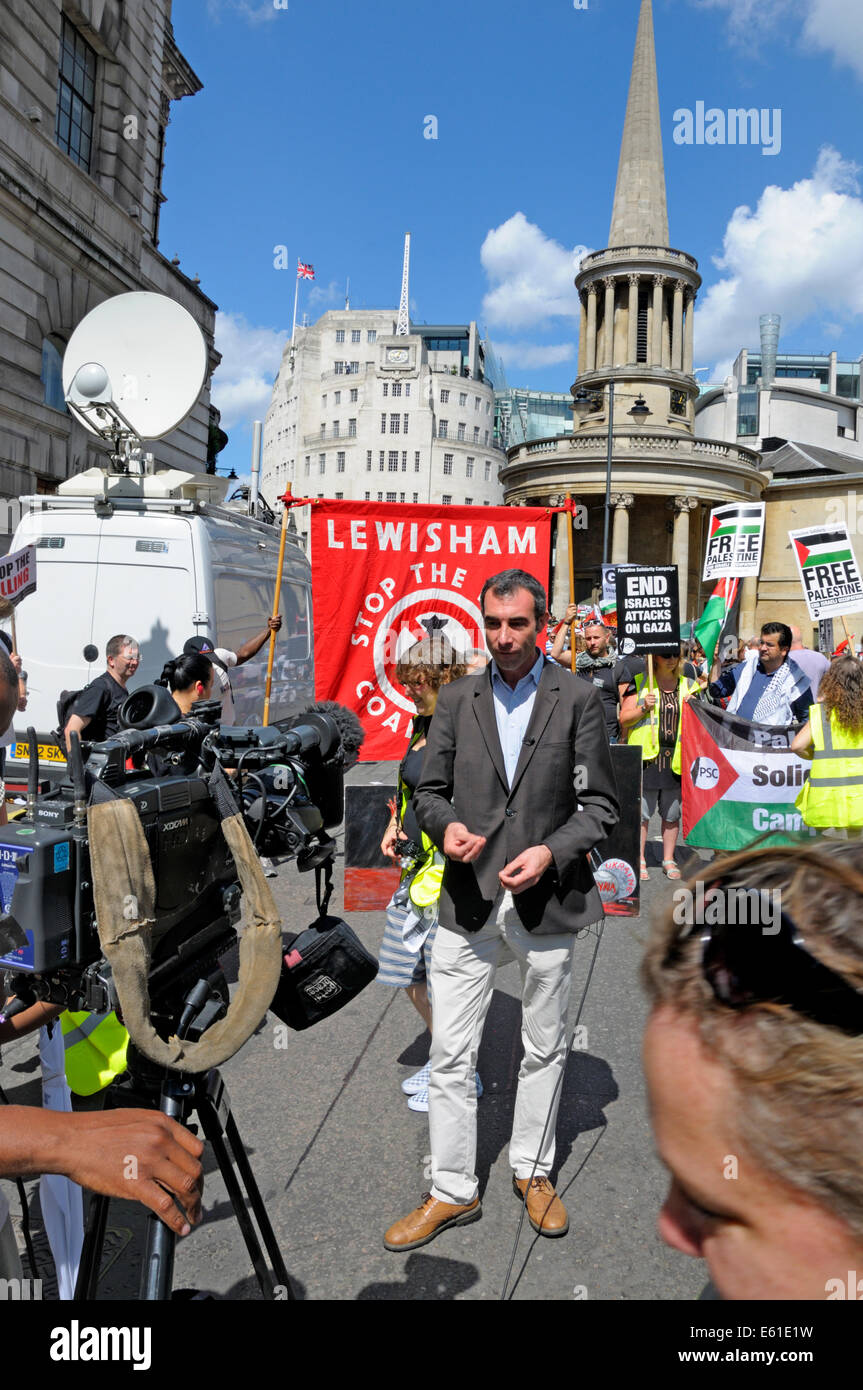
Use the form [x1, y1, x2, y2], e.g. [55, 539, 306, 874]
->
[214, 576, 309, 660]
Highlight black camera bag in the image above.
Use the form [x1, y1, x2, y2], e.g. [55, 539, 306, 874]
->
[269, 862, 378, 1030]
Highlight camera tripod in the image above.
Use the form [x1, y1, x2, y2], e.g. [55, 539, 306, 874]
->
[73, 964, 294, 1301]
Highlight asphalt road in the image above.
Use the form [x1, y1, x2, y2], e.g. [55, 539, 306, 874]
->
[1, 764, 712, 1303]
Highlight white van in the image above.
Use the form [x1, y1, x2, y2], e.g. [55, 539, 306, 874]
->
[6, 467, 313, 780]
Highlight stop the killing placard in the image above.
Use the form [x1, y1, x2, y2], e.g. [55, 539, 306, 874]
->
[615, 565, 680, 657]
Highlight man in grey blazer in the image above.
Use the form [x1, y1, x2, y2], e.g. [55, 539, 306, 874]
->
[384, 569, 618, 1251]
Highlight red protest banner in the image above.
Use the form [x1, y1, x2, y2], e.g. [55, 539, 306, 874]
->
[311, 500, 553, 760]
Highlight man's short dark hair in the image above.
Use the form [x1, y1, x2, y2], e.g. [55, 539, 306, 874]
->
[761, 622, 792, 653]
[479, 569, 547, 626]
[106, 634, 138, 660]
[0, 646, 17, 736]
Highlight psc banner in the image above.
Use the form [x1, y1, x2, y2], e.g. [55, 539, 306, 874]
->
[681, 700, 815, 852]
[789, 524, 863, 622]
[311, 500, 552, 760]
[702, 502, 764, 581]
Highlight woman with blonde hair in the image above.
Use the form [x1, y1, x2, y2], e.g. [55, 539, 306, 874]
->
[792, 655, 863, 832]
[642, 840, 863, 1299]
[379, 634, 482, 1112]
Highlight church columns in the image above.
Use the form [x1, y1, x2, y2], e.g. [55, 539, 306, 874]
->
[578, 295, 588, 375]
[739, 575, 758, 642]
[669, 496, 697, 621]
[602, 277, 616, 367]
[611, 492, 634, 563]
[684, 289, 696, 374]
[672, 280, 685, 371]
[585, 285, 598, 372]
[552, 509, 573, 617]
[627, 274, 639, 364]
[651, 275, 664, 365]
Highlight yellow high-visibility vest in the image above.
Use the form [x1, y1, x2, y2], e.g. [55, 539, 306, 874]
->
[795, 704, 863, 829]
[398, 726, 444, 909]
[626, 673, 700, 776]
[60, 1010, 129, 1097]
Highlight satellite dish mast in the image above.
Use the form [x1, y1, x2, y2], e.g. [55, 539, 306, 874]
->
[63, 292, 208, 474]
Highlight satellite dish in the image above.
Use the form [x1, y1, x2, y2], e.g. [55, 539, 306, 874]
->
[62, 292, 208, 441]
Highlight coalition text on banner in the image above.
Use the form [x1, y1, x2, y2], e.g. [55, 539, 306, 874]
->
[681, 699, 816, 851]
[311, 501, 553, 761]
[702, 503, 764, 582]
[789, 524, 863, 622]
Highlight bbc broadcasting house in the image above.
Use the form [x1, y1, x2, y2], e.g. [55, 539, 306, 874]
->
[261, 312, 508, 550]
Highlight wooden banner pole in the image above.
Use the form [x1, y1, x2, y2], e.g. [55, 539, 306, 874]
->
[263, 484, 292, 726]
[566, 495, 576, 672]
[647, 652, 656, 734]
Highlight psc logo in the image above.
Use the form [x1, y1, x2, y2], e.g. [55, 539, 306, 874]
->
[690, 756, 720, 790]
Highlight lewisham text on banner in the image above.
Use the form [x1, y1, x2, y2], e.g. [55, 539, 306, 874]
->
[311, 500, 552, 760]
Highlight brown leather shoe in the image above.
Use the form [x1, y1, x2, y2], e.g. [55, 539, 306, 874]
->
[384, 1192, 481, 1252]
[512, 1175, 569, 1237]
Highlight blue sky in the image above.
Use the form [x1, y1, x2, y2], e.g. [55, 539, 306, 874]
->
[164, 0, 863, 476]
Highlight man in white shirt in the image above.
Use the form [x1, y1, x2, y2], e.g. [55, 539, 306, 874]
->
[184, 617, 282, 724]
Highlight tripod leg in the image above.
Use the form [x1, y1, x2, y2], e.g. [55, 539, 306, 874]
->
[74, 1192, 110, 1300]
[140, 1078, 193, 1300]
[197, 1072, 293, 1300]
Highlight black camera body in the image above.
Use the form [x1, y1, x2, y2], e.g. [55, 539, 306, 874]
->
[0, 690, 345, 1015]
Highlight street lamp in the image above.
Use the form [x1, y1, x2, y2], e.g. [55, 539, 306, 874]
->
[572, 384, 652, 565]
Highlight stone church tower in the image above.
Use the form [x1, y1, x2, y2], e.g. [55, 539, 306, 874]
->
[500, 0, 768, 628]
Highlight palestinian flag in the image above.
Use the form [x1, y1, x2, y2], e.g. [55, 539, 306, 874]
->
[789, 524, 863, 621]
[709, 507, 762, 541]
[599, 596, 617, 627]
[682, 701, 815, 851]
[694, 576, 739, 665]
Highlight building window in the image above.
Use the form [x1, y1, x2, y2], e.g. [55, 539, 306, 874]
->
[391, 381, 402, 397]
[377, 491, 383, 501]
[484, 461, 492, 481]
[367, 330, 376, 344]
[382, 381, 389, 397]
[386, 491, 397, 502]
[350, 388, 358, 402]
[335, 491, 344, 499]
[366, 451, 372, 471]
[401, 451, 407, 471]
[337, 452, 345, 472]
[304, 458, 311, 476]
[440, 388, 450, 404]
[322, 394, 327, 407]
[381, 413, 387, 433]
[389, 413, 400, 433]
[414, 452, 420, 472]
[459, 392, 467, 406]
[439, 420, 449, 439]
[319, 454, 326, 474]
[41, 337, 67, 411]
[335, 330, 345, 343]
[399, 492, 405, 504]
[334, 361, 345, 374]
[388, 451, 399, 471]
[737, 388, 759, 437]
[365, 491, 370, 500]
[334, 390, 341, 405]
[350, 361, 359, 373]
[486, 401, 491, 414]
[332, 421, 340, 437]
[473, 426, 480, 443]
[348, 418, 357, 436]
[405, 383, 411, 398]
[465, 497, 473, 506]
[443, 454, 453, 475]
[457, 423, 466, 441]
[402, 414, 409, 434]
[484, 431, 489, 445]
[475, 397, 481, 410]
[379, 451, 385, 470]
[351, 329, 361, 343]
[55, 16, 96, 172]
[442, 494, 452, 505]
[466, 458, 474, 478]
[412, 492, 419, 503]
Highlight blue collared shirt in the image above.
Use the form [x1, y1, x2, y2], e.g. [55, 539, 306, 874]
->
[490, 650, 545, 786]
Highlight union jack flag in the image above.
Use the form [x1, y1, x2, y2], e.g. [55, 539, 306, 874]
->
[297, 261, 315, 280]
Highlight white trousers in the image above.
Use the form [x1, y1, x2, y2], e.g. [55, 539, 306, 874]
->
[428, 890, 575, 1206]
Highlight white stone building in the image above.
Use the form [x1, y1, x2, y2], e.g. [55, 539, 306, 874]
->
[0, 0, 219, 541]
[262, 310, 505, 547]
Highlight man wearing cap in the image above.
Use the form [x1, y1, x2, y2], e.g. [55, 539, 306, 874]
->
[184, 617, 282, 724]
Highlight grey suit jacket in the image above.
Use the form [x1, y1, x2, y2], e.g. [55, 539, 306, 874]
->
[413, 657, 619, 936]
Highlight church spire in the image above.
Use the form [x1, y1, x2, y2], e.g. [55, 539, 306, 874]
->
[608, 0, 669, 248]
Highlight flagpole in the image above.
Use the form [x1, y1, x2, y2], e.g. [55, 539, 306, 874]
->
[291, 271, 300, 345]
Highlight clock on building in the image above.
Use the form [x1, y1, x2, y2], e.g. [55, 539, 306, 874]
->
[385, 347, 409, 365]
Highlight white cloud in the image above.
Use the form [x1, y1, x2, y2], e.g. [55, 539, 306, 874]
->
[692, 0, 863, 81]
[206, 0, 280, 24]
[493, 341, 575, 370]
[695, 147, 863, 370]
[308, 279, 341, 308]
[211, 311, 288, 430]
[480, 213, 589, 331]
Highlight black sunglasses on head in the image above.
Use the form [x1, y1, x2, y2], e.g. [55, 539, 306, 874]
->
[665, 885, 863, 1036]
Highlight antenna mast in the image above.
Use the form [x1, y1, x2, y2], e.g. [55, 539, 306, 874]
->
[396, 233, 410, 336]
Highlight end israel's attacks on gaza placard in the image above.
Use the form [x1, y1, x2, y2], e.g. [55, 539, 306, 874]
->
[615, 564, 679, 657]
[702, 503, 765, 581]
[789, 523, 863, 622]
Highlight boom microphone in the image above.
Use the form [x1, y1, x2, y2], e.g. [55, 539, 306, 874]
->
[299, 701, 366, 769]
